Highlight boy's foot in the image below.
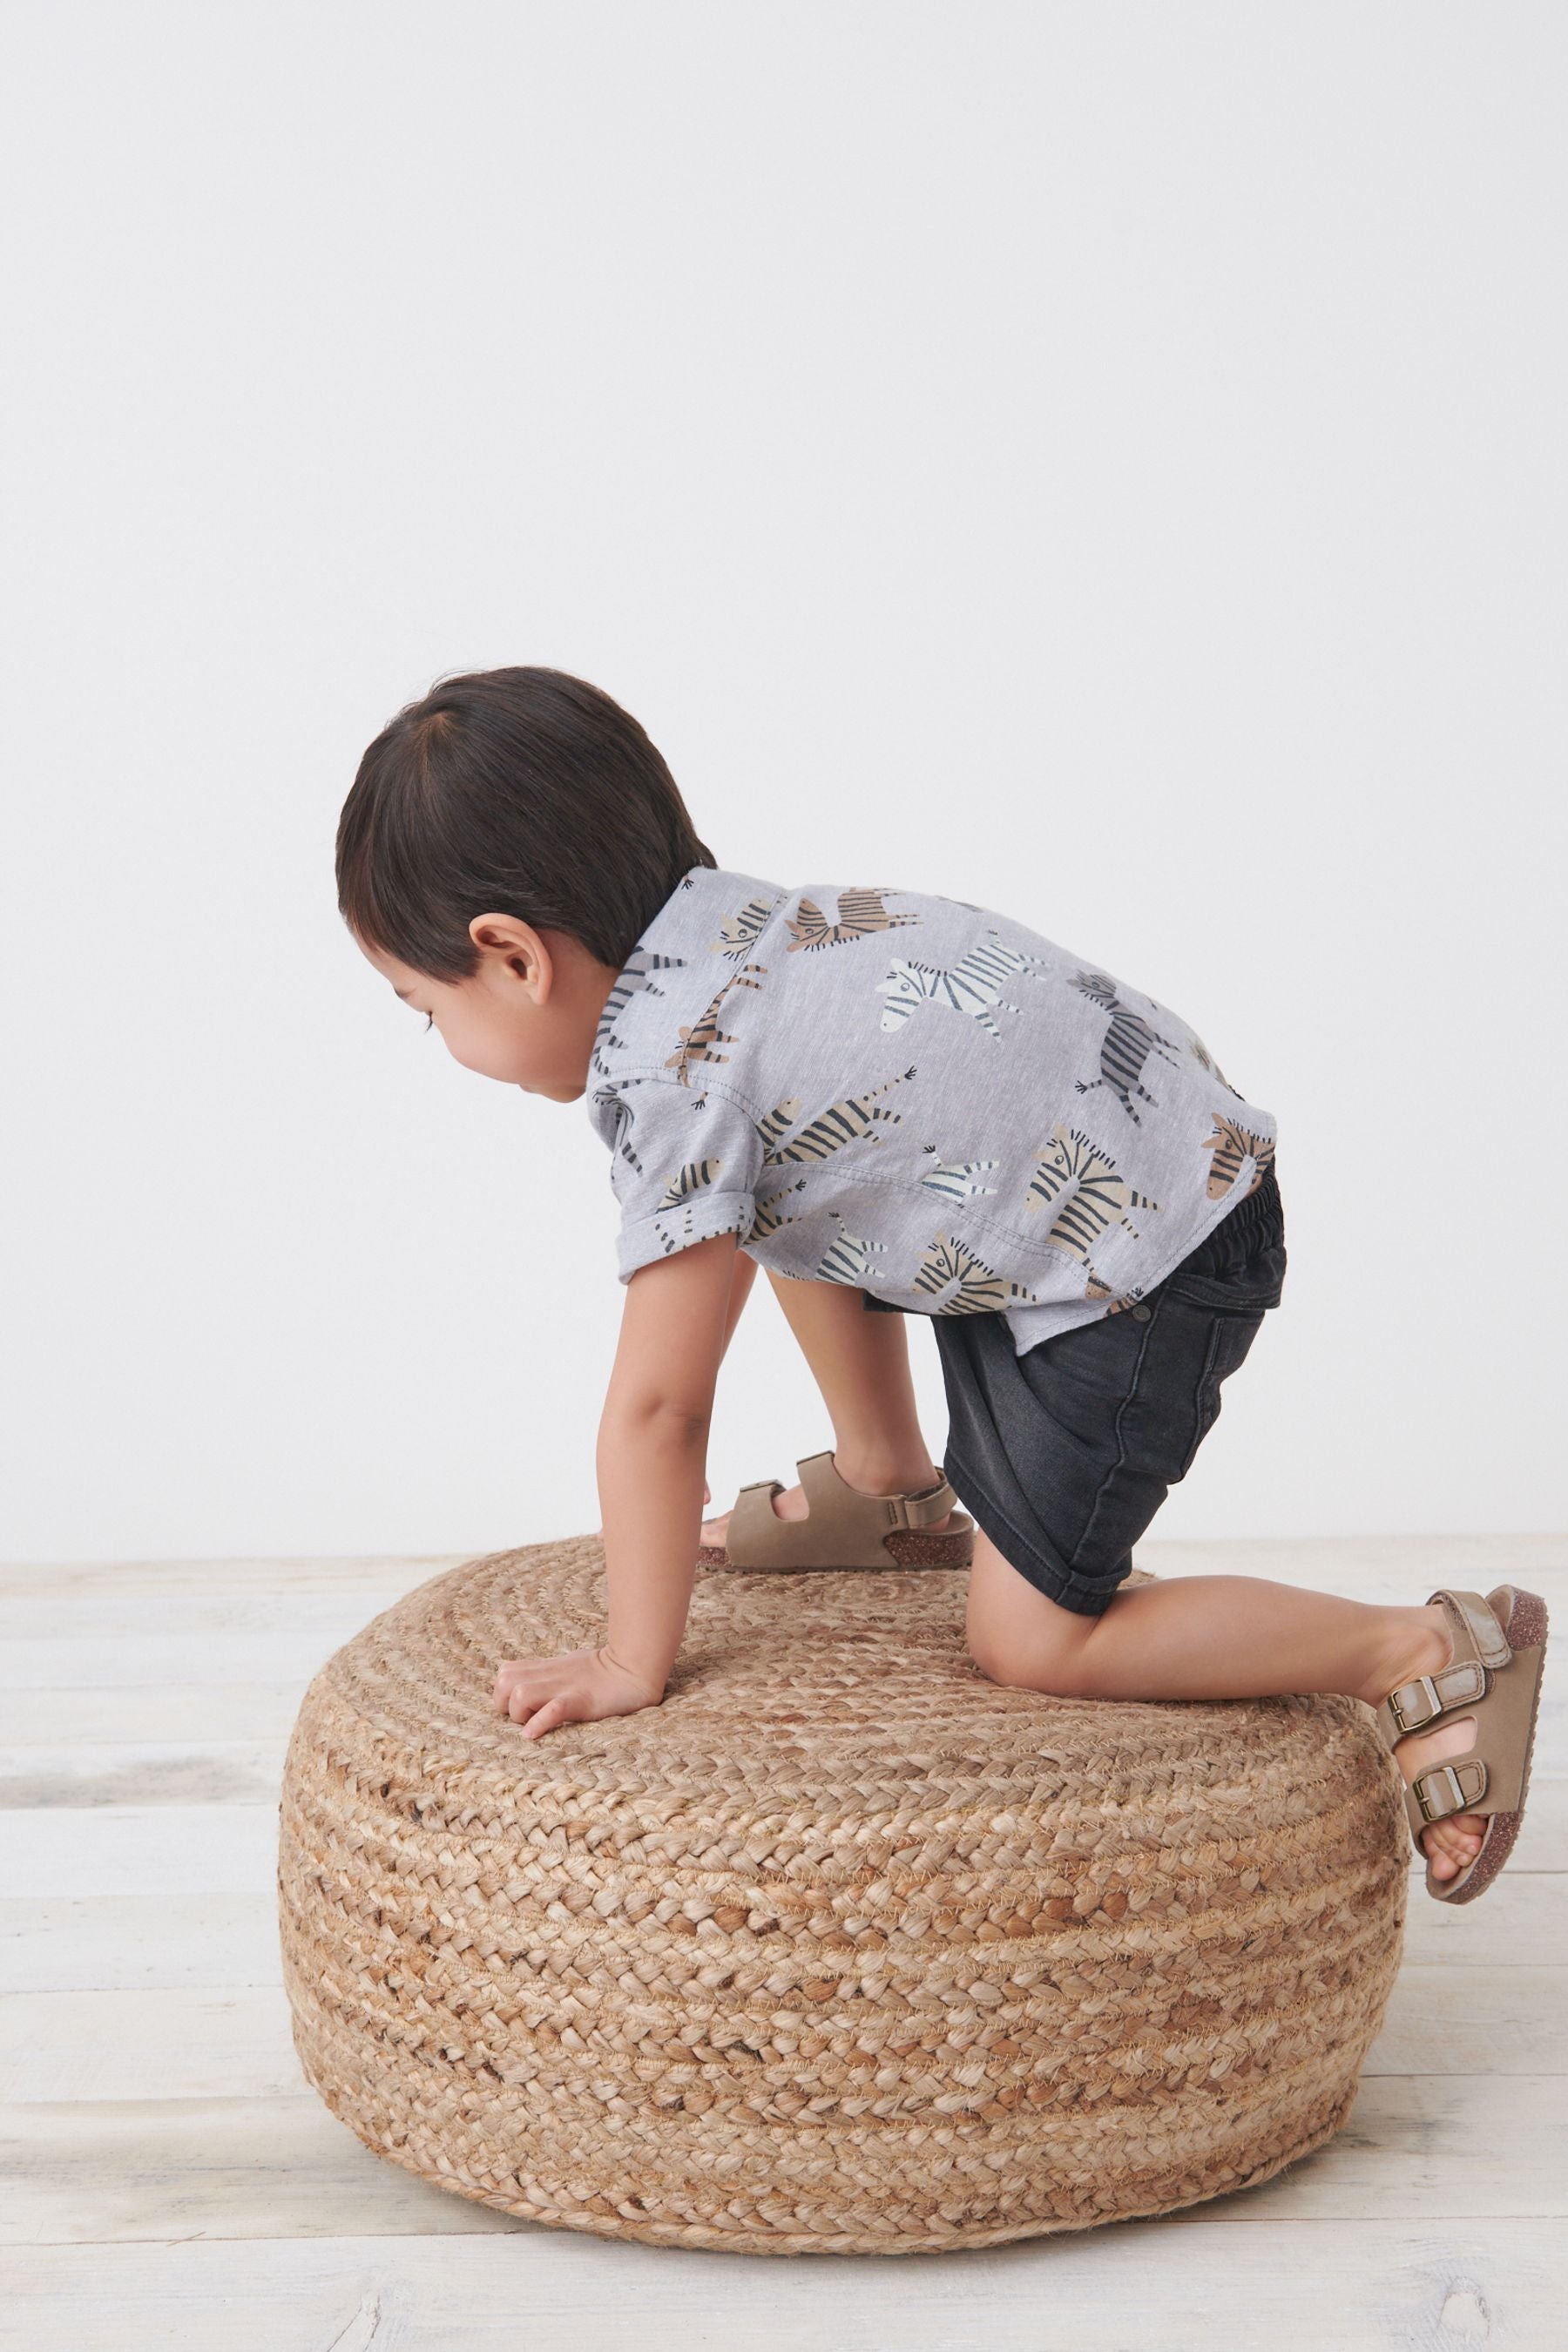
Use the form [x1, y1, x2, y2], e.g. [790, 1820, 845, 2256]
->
[700, 1455, 955, 1550]
[1365, 1607, 1488, 1882]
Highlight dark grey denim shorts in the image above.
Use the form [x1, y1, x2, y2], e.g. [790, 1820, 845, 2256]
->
[911, 1167, 1288, 1618]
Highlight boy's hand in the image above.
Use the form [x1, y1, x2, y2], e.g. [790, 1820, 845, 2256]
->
[491, 1641, 664, 1738]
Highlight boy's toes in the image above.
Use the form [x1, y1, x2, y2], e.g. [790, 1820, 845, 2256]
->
[1421, 1812, 1486, 1879]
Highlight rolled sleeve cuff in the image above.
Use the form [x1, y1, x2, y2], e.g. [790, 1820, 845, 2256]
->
[616, 1193, 757, 1284]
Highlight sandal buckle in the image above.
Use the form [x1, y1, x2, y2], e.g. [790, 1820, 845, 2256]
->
[1414, 1762, 1470, 1822]
[1388, 1673, 1443, 1733]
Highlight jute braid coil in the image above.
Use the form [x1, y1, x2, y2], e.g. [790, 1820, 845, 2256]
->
[278, 1538, 1408, 2254]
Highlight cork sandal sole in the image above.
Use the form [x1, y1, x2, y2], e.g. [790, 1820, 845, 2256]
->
[1426, 1586, 1549, 1904]
[697, 1448, 976, 1572]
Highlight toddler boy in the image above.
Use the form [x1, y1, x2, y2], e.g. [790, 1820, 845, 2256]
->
[337, 663, 1533, 1900]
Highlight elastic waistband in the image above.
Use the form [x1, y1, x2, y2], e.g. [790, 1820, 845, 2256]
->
[1209, 1161, 1283, 1250]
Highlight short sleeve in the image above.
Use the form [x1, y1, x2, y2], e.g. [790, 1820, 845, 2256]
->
[598, 1074, 763, 1283]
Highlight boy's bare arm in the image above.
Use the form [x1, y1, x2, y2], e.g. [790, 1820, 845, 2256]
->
[491, 1229, 740, 1734]
[596, 1230, 742, 1691]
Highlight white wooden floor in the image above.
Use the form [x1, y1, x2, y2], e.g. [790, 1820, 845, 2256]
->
[1, 1535, 1563, 2352]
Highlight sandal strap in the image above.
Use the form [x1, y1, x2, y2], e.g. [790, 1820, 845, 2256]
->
[723, 1477, 804, 1570]
[1425, 1587, 1512, 1670]
[1375, 1586, 1511, 1748]
[878, 1474, 961, 1531]
[1390, 1585, 1549, 1861]
[1375, 1658, 1488, 1740]
[1408, 1755, 1490, 1828]
[722, 1451, 966, 1571]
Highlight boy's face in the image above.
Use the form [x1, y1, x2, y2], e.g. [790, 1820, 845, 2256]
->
[355, 917, 616, 1103]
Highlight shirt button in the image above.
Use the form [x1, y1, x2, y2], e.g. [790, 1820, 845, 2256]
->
[1131, 1304, 1152, 1321]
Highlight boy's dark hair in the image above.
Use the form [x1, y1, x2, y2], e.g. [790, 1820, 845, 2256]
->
[335, 666, 715, 982]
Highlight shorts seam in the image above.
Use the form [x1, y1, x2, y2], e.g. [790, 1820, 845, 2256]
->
[943, 1447, 1125, 1618]
[1067, 1296, 1166, 1578]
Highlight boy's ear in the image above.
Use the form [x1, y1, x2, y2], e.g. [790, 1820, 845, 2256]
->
[469, 913, 552, 993]
[469, 912, 534, 954]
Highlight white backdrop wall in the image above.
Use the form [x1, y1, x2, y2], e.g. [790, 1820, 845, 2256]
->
[3, 3, 1562, 1565]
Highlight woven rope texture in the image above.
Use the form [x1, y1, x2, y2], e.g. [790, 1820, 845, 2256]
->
[278, 1539, 1408, 2255]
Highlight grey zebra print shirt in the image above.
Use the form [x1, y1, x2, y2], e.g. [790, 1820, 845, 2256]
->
[585, 864, 1278, 1355]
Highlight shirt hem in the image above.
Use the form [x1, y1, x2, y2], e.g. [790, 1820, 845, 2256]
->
[616, 1193, 757, 1284]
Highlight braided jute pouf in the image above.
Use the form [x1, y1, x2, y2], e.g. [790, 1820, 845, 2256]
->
[278, 1538, 1408, 2256]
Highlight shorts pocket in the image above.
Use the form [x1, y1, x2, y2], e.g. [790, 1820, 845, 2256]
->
[1160, 1233, 1288, 1318]
[1175, 1304, 1267, 1478]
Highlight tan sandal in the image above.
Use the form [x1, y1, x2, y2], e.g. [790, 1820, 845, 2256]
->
[1375, 1584, 1550, 1903]
[698, 1449, 976, 1572]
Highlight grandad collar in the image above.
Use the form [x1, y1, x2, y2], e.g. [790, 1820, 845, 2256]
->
[639, 862, 783, 961]
[586, 862, 783, 1092]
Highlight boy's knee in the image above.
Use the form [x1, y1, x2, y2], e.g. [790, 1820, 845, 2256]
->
[964, 1535, 1104, 1694]
[967, 1615, 1097, 1697]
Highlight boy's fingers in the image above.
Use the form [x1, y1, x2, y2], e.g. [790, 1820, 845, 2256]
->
[520, 1696, 571, 1740]
[493, 1653, 575, 1700]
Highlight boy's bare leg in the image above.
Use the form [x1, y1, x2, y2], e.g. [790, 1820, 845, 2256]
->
[966, 1529, 1487, 1882]
[700, 1267, 952, 1543]
[717, 1243, 761, 1358]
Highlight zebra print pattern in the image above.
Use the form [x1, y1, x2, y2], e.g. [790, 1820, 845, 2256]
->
[766, 1066, 919, 1166]
[754, 1096, 804, 1158]
[1140, 995, 1244, 1101]
[593, 1086, 644, 1182]
[749, 1173, 809, 1241]
[664, 963, 766, 1085]
[787, 885, 923, 953]
[918, 1154, 1001, 1204]
[878, 936, 1048, 1038]
[636, 1152, 756, 1259]
[590, 866, 1280, 1337]
[910, 1232, 1044, 1315]
[1024, 1121, 1161, 1292]
[1069, 970, 1186, 1125]
[654, 1156, 727, 1214]
[812, 1210, 891, 1289]
[1202, 1116, 1274, 1199]
[712, 895, 785, 959]
[590, 950, 689, 1078]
